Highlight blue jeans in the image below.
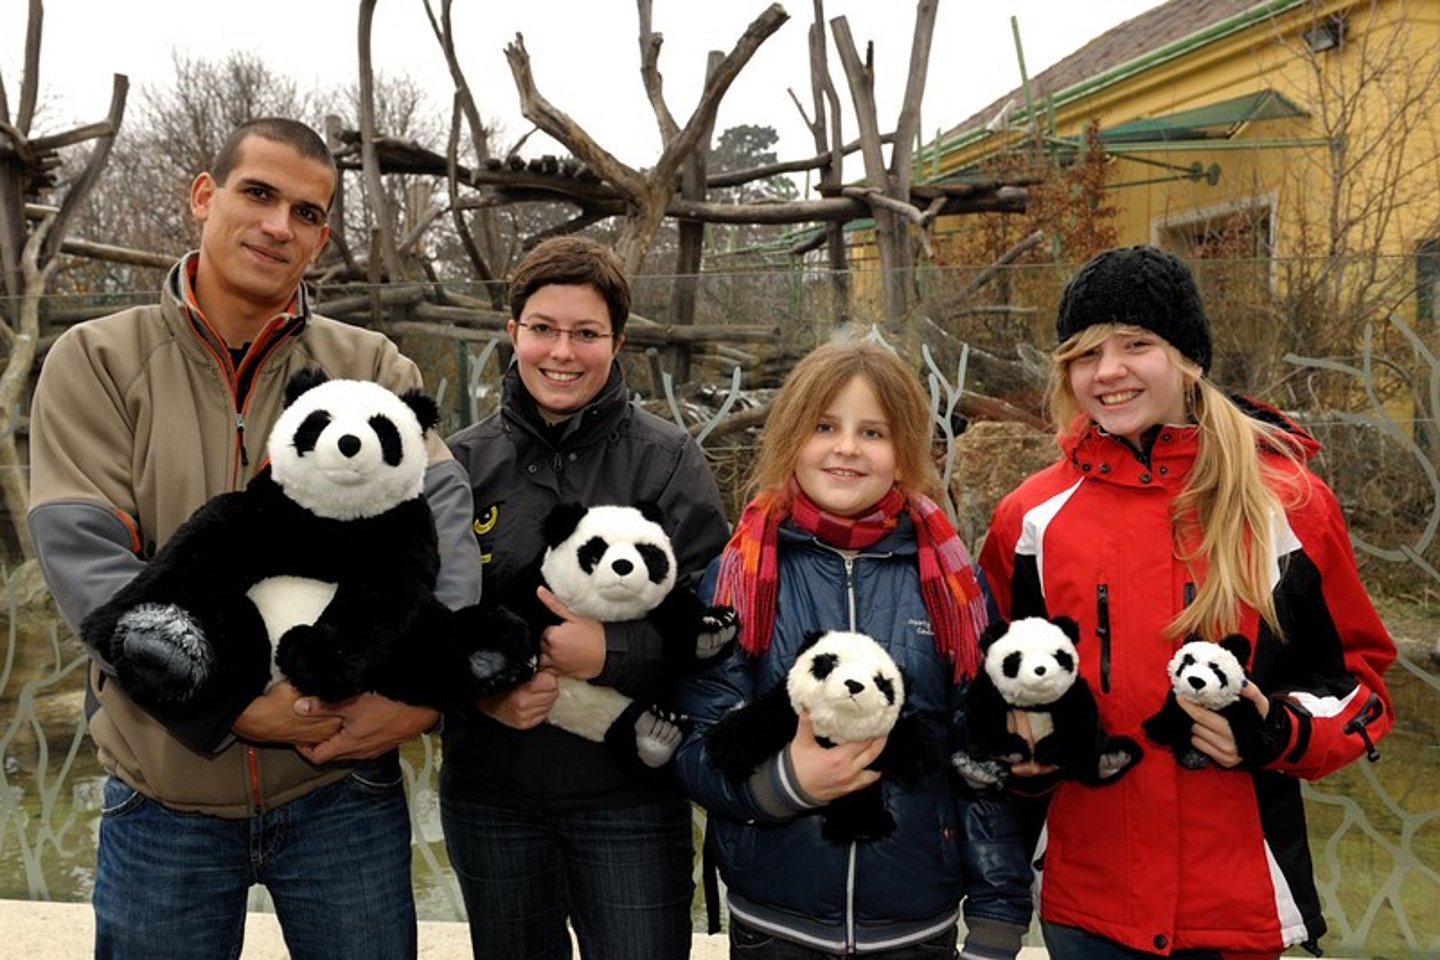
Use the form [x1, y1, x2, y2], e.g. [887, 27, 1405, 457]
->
[440, 793, 694, 960]
[94, 760, 416, 960]
[1041, 921, 1277, 960]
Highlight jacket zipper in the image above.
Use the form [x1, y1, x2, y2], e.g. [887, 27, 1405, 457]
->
[1096, 584, 1111, 693]
[843, 556, 857, 629]
[842, 551, 859, 952]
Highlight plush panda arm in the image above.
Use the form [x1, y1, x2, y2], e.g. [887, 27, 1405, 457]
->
[1141, 692, 1193, 749]
[963, 674, 1027, 760]
[874, 711, 941, 784]
[702, 684, 798, 782]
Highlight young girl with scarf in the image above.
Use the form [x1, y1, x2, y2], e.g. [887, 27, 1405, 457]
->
[674, 338, 1032, 960]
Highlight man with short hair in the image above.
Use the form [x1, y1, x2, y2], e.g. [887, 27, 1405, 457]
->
[28, 117, 477, 959]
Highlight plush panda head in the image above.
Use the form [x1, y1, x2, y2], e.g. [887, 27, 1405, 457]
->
[980, 616, 1081, 708]
[1166, 635, 1251, 710]
[268, 369, 438, 521]
[787, 630, 904, 744]
[539, 502, 676, 621]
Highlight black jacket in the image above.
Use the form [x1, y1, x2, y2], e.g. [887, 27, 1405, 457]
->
[442, 362, 730, 811]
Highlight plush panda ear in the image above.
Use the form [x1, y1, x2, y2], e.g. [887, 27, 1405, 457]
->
[1052, 615, 1081, 646]
[543, 502, 589, 548]
[284, 368, 329, 407]
[979, 620, 1009, 652]
[634, 499, 665, 527]
[400, 389, 439, 434]
[1219, 633, 1252, 665]
[798, 630, 827, 654]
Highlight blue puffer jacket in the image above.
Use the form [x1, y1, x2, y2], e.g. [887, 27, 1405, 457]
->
[674, 516, 1032, 954]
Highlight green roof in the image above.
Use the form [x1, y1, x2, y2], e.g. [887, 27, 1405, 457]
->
[1093, 88, 1308, 143]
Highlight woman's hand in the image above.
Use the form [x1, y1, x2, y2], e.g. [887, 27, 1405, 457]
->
[535, 585, 606, 679]
[477, 671, 561, 730]
[788, 710, 886, 802]
[1176, 681, 1270, 768]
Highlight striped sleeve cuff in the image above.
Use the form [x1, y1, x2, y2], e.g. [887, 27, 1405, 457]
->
[960, 916, 1026, 960]
[748, 744, 823, 819]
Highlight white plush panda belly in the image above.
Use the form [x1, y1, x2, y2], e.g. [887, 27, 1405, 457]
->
[246, 576, 338, 684]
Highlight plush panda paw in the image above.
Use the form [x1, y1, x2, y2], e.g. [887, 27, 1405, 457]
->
[114, 603, 215, 704]
[1175, 746, 1212, 770]
[466, 648, 537, 695]
[633, 706, 691, 768]
[276, 624, 363, 702]
[951, 750, 1010, 791]
[1095, 735, 1145, 781]
[695, 605, 739, 660]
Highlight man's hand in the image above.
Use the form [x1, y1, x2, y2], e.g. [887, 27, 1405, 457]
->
[292, 693, 438, 765]
[535, 586, 606, 679]
[789, 711, 885, 803]
[477, 670, 561, 730]
[232, 681, 343, 745]
[1177, 680, 1270, 768]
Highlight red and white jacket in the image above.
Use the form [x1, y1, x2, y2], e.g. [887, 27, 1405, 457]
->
[978, 407, 1394, 956]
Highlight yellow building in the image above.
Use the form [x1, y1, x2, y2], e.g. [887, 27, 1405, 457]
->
[925, 0, 1440, 311]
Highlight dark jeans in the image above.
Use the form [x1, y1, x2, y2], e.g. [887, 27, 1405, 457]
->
[93, 763, 416, 960]
[729, 917, 957, 959]
[440, 792, 694, 960]
[1041, 921, 1279, 960]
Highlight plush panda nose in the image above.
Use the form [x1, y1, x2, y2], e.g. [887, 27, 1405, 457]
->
[1033, 665, 1048, 676]
[845, 679, 864, 695]
[611, 558, 633, 576]
[338, 434, 362, 458]
[1187, 676, 1206, 691]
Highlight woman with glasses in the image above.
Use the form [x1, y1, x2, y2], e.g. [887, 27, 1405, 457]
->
[442, 236, 730, 960]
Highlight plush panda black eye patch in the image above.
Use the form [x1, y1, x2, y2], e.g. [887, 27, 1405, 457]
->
[808, 652, 839, 680]
[1207, 663, 1231, 687]
[368, 414, 404, 467]
[577, 536, 610, 574]
[1001, 650, 1023, 679]
[1053, 648, 1075, 673]
[292, 410, 332, 456]
[874, 672, 896, 705]
[1177, 653, 1197, 675]
[637, 543, 670, 584]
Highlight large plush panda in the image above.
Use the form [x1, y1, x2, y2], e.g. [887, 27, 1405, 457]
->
[961, 616, 1141, 786]
[1142, 635, 1273, 768]
[81, 370, 534, 733]
[502, 501, 738, 772]
[704, 630, 936, 843]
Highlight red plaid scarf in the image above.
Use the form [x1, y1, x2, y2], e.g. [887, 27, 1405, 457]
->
[713, 482, 984, 680]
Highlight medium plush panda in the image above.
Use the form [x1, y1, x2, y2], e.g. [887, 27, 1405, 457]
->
[502, 501, 738, 772]
[961, 616, 1141, 786]
[1142, 635, 1272, 769]
[81, 370, 534, 737]
[704, 630, 936, 843]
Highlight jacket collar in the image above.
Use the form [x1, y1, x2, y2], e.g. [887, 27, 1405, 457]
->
[500, 360, 630, 448]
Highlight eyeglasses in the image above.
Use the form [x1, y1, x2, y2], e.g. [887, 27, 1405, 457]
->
[515, 321, 616, 347]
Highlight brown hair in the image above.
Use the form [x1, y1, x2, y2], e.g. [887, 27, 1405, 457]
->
[211, 118, 336, 204]
[749, 335, 944, 504]
[508, 236, 631, 335]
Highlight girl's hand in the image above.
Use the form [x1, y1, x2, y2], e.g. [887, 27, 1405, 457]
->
[1176, 681, 1270, 768]
[1006, 709, 1060, 778]
[789, 710, 885, 802]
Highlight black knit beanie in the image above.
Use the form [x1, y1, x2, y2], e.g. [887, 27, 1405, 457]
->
[1055, 245, 1212, 371]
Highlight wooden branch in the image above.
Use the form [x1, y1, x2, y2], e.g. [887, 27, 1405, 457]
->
[358, 0, 403, 281]
[840, 185, 924, 224]
[704, 132, 895, 188]
[959, 229, 1045, 298]
[18, 0, 43, 133]
[505, 33, 644, 195]
[41, 74, 128, 268]
[889, 0, 939, 187]
[446, 96, 498, 289]
[59, 236, 172, 270]
[637, 0, 681, 143]
[650, 4, 789, 184]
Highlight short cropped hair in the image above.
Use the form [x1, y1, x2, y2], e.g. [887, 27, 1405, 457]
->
[508, 236, 631, 335]
[211, 118, 337, 205]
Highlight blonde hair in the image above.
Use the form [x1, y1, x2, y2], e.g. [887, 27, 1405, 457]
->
[1050, 324, 1304, 640]
[749, 336, 944, 505]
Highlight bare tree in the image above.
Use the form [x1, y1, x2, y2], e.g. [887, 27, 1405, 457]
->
[0, 0, 127, 558]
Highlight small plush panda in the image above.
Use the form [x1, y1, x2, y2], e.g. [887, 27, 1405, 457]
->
[82, 370, 533, 738]
[961, 616, 1140, 786]
[704, 630, 935, 843]
[1142, 635, 1271, 769]
[502, 501, 738, 772]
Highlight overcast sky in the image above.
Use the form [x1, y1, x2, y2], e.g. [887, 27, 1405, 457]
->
[6, 0, 1160, 171]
